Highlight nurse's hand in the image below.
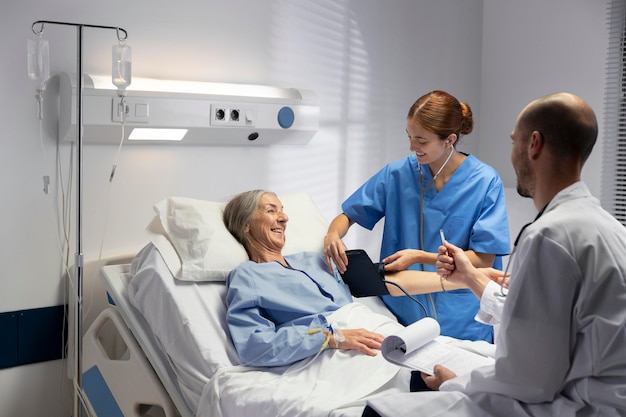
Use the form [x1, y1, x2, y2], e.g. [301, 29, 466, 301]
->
[382, 249, 423, 272]
[421, 365, 457, 390]
[324, 232, 348, 273]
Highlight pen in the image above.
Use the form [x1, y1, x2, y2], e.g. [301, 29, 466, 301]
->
[440, 229, 448, 255]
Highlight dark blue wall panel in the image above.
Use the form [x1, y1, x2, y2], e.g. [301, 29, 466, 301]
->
[0, 311, 18, 369]
[0, 305, 67, 369]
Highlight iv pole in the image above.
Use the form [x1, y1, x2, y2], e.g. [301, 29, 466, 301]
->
[31, 20, 128, 417]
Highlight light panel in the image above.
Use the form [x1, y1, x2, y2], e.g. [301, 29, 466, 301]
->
[58, 72, 319, 146]
[89, 75, 299, 99]
[128, 128, 187, 141]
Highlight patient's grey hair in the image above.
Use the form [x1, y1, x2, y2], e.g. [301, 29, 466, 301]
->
[223, 189, 274, 251]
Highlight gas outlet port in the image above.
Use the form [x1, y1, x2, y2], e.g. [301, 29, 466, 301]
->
[211, 104, 255, 127]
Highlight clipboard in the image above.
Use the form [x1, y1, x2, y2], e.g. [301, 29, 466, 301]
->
[339, 249, 389, 297]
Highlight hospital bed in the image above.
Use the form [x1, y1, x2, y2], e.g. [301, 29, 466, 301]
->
[82, 193, 406, 417]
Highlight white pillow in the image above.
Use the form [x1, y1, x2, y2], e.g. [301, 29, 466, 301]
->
[146, 192, 328, 282]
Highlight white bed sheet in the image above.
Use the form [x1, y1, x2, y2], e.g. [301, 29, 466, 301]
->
[127, 243, 240, 413]
[100, 257, 194, 417]
[196, 302, 412, 417]
[124, 243, 415, 417]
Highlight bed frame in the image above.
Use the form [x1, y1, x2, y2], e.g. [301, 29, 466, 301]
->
[82, 263, 191, 417]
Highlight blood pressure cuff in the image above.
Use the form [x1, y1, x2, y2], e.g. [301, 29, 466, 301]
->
[340, 249, 389, 297]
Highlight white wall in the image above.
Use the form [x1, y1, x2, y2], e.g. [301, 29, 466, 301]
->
[480, 0, 609, 195]
[0, 0, 610, 415]
[1, 1, 483, 415]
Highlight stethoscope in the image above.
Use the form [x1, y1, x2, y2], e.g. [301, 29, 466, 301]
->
[498, 201, 549, 297]
[417, 144, 455, 259]
[415, 144, 455, 320]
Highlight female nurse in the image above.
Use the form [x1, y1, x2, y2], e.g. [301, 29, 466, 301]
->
[324, 90, 510, 342]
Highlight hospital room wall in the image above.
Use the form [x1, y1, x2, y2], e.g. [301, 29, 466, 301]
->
[479, 0, 608, 195]
[479, 0, 610, 254]
[0, 0, 609, 416]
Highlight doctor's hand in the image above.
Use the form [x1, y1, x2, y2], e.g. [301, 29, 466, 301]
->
[483, 268, 510, 288]
[421, 365, 457, 391]
[437, 242, 506, 299]
[435, 241, 476, 281]
[436, 245, 456, 278]
[437, 243, 508, 285]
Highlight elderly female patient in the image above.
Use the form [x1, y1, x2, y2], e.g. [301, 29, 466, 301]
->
[223, 189, 471, 368]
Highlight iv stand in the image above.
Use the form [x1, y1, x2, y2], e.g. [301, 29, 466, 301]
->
[31, 20, 128, 417]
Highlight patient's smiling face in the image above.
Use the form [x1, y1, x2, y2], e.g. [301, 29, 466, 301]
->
[245, 193, 289, 258]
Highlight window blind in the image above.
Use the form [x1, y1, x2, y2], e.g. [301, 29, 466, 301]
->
[602, 0, 626, 224]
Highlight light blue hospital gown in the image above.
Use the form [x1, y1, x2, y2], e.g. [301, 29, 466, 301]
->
[342, 153, 510, 342]
[226, 252, 353, 367]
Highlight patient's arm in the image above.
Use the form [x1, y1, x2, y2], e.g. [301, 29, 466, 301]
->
[383, 270, 465, 295]
[383, 248, 494, 272]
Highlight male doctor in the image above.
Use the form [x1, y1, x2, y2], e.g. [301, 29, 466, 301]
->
[364, 92, 626, 417]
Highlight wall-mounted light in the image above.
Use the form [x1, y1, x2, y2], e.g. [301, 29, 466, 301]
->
[58, 73, 319, 146]
[128, 128, 187, 141]
[91, 75, 299, 99]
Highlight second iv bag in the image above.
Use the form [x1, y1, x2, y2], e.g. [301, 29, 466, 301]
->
[28, 37, 50, 92]
[112, 42, 132, 95]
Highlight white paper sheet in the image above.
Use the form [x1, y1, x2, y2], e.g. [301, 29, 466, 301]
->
[381, 318, 494, 375]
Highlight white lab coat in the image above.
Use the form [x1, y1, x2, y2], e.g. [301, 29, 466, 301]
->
[367, 182, 626, 417]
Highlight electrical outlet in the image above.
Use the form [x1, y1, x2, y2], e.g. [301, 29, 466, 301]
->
[210, 104, 255, 127]
[111, 98, 149, 123]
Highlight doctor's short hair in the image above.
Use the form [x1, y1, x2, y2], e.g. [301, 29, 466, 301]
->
[518, 92, 598, 163]
[224, 189, 274, 248]
[408, 90, 473, 140]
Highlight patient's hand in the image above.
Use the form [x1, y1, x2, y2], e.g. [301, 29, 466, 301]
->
[421, 365, 457, 390]
[333, 328, 385, 356]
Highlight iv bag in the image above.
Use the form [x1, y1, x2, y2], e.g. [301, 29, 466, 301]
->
[112, 43, 132, 93]
[27, 37, 50, 91]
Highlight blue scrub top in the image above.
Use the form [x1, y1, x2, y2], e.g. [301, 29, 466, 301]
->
[342, 153, 510, 342]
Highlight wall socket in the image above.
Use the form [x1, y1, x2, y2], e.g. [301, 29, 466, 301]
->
[210, 103, 255, 127]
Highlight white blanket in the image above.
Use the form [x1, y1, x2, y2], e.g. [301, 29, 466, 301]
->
[197, 302, 411, 417]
